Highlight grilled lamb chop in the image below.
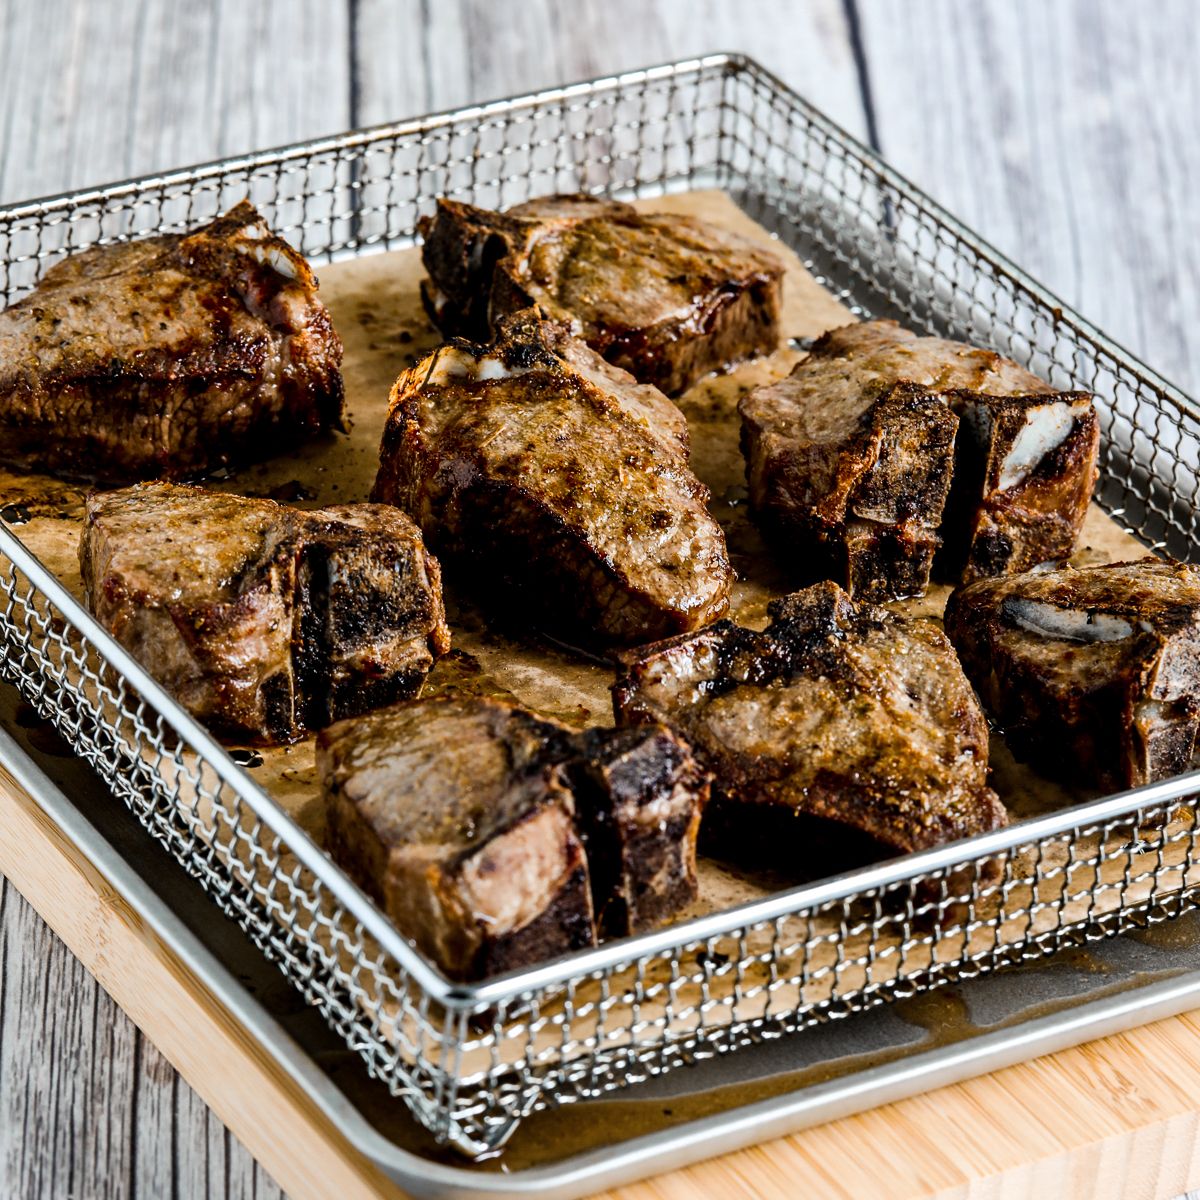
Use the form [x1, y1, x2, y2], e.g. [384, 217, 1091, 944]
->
[0, 201, 345, 482]
[373, 309, 731, 646]
[613, 582, 1007, 873]
[317, 695, 707, 978]
[945, 558, 1200, 790]
[739, 320, 1099, 600]
[420, 194, 784, 396]
[81, 482, 449, 743]
[319, 696, 595, 981]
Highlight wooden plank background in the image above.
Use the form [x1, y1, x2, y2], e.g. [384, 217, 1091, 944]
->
[0, 1, 1197, 1195]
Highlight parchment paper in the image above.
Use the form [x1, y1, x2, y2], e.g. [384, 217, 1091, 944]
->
[0, 189, 1156, 925]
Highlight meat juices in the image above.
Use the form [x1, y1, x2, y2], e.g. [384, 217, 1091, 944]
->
[613, 581, 1007, 873]
[739, 320, 1099, 600]
[419, 194, 784, 396]
[373, 308, 731, 647]
[946, 558, 1200, 790]
[0, 202, 345, 482]
[317, 696, 708, 979]
[81, 483, 449, 744]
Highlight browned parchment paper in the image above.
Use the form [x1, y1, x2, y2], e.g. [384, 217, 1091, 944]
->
[0, 190, 1154, 923]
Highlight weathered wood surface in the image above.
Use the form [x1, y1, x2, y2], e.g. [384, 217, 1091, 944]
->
[0, 1, 1196, 1196]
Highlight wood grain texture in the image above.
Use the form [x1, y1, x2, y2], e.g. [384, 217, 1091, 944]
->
[6, 762, 1200, 1200]
[351, 0, 867, 138]
[856, 0, 1200, 397]
[0, 1, 1198, 1197]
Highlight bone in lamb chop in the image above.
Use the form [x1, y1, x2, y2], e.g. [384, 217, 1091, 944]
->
[419, 194, 784, 397]
[613, 581, 1007, 874]
[81, 482, 449, 744]
[317, 695, 708, 979]
[739, 320, 1099, 601]
[945, 558, 1200, 790]
[0, 201, 345, 482]
[373, 308, 732, 647]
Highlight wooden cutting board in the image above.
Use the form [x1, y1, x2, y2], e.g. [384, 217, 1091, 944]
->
[4, 760, 1200, 1200]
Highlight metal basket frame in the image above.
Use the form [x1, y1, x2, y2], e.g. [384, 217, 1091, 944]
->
[3, 53, 1200, 1158]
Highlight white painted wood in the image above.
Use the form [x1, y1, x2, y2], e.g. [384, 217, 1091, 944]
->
[0, 1, 1197, 1197]
[0, 0, 351, 1189]
[0, 0, 351, 202]
[0, 875, 286, 1199]
[856, 0, 1200, 396]
[352, 0, 868, 139]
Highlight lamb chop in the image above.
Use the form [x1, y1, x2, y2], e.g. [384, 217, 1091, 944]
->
[739, 320, 1099, 600]
[945, 558, 1200, 790]
[0, 201, 345, 482]
[373, 308, 731, 647]
[319, 696, 594, 981]
[420, 194, 784, 396]
[613, 582, 1007, 873]
[317, 695, 707, 979]
[81, 482, 449, 743]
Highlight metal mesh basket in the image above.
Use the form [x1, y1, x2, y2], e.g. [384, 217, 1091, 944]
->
[2, 53, 1200, 1158]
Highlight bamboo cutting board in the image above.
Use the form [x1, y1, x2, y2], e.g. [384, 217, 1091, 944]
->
[4, 759, 1200, 1200]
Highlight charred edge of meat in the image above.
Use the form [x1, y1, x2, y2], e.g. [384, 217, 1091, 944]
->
[477, 864, 596, 977]
[292, 542, 430, 731]
[569, 725, 706, 939]
[697, 795, 911, 879]
[417, 205, 523, 341]
[743, 380, 960, 602]
[841, 520, 943, 604]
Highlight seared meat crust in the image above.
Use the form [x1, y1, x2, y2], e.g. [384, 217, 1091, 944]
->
[739, 320, 1099, 598]
[81, 482, 449, 743]
[613, 581, 1007, 871]
[317, 695, 707, 978]
[0, 201, 345, 482]
[945, 558, 1200, 789]
[420, 194, 784, 396]
[570, 724, 708, 939]
[373, 309, 731, 646]
[740, 376, 959, 602]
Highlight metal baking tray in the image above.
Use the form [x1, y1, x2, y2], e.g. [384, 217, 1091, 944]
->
[8, 679, 1200, 1198]
[3, 51, 1200, 1167]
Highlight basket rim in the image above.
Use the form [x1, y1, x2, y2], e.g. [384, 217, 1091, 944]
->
[1, 50, 1197, 1013]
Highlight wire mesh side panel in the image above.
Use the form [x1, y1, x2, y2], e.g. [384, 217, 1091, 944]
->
[3, 55, 1200, 1156]
[445, 794, 1200, 1147]
[0, 59, 731, 306]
